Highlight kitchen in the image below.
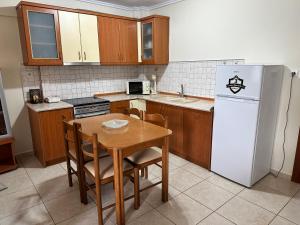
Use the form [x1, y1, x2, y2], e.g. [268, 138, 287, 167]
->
[0, 0, 300, 225]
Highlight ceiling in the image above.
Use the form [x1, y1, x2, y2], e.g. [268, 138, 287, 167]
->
[96, 0, 172, 7]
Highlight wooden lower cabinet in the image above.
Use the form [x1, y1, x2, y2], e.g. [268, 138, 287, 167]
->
[183, 108, 213, 169]
[110, 100, 130, 113]
[28, 107, 73, 166]
[146, 101, 213, 169]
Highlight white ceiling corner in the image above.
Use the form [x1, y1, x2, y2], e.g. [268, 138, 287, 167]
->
[78, 0, 184, 11]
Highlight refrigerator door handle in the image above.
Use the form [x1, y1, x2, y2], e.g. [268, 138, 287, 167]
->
[217, 94, 260, 102]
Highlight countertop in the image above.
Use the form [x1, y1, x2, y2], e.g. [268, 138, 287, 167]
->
[100, 94, 214, 112]
[27, 93, 214, 113]
[27, 101, 73, 112]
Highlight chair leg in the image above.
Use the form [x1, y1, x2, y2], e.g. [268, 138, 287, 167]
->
[66, 158, 73, 187]
[141, 168, 145, 177]
[95, 180, 104, 225]
[133, 168, 140, 209]
[79, 169, 88, 204]
[144, 167, 148, 179]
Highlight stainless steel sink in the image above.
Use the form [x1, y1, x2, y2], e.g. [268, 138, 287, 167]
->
[170, 98, 198, 104]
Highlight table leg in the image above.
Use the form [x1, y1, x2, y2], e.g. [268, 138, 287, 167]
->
[162, 136, 169, 202]
[113, 149, 125, 225]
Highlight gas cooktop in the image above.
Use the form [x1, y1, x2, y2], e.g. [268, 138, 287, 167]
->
[62, 97, 109, 106]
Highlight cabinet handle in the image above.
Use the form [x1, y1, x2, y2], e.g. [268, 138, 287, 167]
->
[78, 51, 81, 60]
[84, 52, 86, 61]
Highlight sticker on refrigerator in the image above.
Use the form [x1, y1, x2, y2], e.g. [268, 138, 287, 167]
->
[226, 75, 246, 94]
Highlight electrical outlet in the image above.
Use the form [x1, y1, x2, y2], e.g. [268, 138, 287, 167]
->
[297, 70, 300, 78]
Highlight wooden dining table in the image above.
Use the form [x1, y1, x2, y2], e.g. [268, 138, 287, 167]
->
[70, 113, 172, 225]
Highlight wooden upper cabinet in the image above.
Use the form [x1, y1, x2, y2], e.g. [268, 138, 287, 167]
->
[98, 16, 138, 65]
[98, 16, 121, 64]
[17, 4, 63, 66]
[59, 11, 100, 64]
[58, 11, 81, 63]
[119, 19, 138, 64]
[141, 16, 169, 65]
[79, 14, 100, 63]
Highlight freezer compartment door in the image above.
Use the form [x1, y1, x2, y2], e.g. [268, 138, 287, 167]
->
[211, 96, 260, 187]
[216, 65, 264, 100]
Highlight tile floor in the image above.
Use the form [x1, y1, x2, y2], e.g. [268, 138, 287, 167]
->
[0, 152, 300, 225]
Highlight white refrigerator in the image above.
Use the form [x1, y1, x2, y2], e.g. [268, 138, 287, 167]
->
[211, 65, 284, 187]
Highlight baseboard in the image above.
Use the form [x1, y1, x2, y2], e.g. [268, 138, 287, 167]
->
[270, 169, 292, 180]
[15, 149, 34, 156]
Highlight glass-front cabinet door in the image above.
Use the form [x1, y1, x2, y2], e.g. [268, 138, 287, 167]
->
[18, 5, 62, 65]
[142, 21, 153, 63]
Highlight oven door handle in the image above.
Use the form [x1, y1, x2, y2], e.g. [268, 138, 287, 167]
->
[75, 110, 110, 119]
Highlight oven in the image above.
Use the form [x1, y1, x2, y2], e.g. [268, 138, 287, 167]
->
[62, 97, 110, 119]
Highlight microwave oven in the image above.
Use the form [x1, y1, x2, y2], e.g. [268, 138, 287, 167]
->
[126, 81, 150, 95]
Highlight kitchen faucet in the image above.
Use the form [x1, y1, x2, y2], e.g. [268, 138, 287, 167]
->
[178, 84, 184, 98]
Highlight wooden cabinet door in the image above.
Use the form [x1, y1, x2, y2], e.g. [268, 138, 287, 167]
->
[141, 19, 154, 64]
[183, 109, 213, 169]
[17, 5, 63, 66]
[110, 100, 130, 113]
[39, 108, 73, 164]
[98, 16, 121, 64]
[119, 19, 138, 64]
[79, 14, 100, 63]
[146, 101, 163, 114]
[146, 101, 183, 155]
[58, 11, 82, 63]
[162, 104, 184, 155]
[141, 16, 169, 65]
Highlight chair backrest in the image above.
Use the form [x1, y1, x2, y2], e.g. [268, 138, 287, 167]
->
[143, 113, 168, 128]
[123, 108, 142, 119]
[62, 116, 80, 160]
[74, 122, 101, 179]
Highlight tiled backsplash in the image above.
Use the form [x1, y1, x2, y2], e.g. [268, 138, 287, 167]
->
[21, 59, 244, 101]
[139, 59, 244, 98]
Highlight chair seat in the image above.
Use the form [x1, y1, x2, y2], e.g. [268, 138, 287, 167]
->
[69, 144, 109, 161]
[126, 147, 162, 166]
[84, 157, 133, 180]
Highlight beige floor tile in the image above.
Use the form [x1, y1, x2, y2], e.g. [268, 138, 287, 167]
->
[238, 183, 291, 213]
[217, 197, 275, 225]
[169, 168, 203, 192]
[141, 178, 181, 208]
[0, 186, 42, 219]
[35, 174, 79, 202]
[0, 204, 53, 225]
[157, 194, 212, 225]
[148, 163, 178, 178]
[258, 175, 300, 197]
[44, 189, 95, 224]
[169, 154, 189, 167]
[0, 172, 33, 197]
[182, 163, 213, 179]
[104, 198, 153, 223]
[270, 216, 297, 225]
[185, 181, 234, 210]
[26, 165, 67, 185]
[59, 161, 77, 172]
[57, 207, 114, 225]
[128, 209, 174, 225]
[207, 174, 244, 194]
[197, 213, 235, 225]
[279, 191, 300, 224]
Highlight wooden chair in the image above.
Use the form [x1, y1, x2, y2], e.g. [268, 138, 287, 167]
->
[74, 122, 140, 225]
[123, 108, 143, 119]
[123, 108, 149, 177]
[62, 117, 109, 203]
[62, 118, 81, 187]
[126, 113, 168, 207]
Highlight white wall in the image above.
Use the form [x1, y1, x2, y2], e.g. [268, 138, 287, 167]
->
[0, 0, 132, 154]
[150, 0, 300, 175]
